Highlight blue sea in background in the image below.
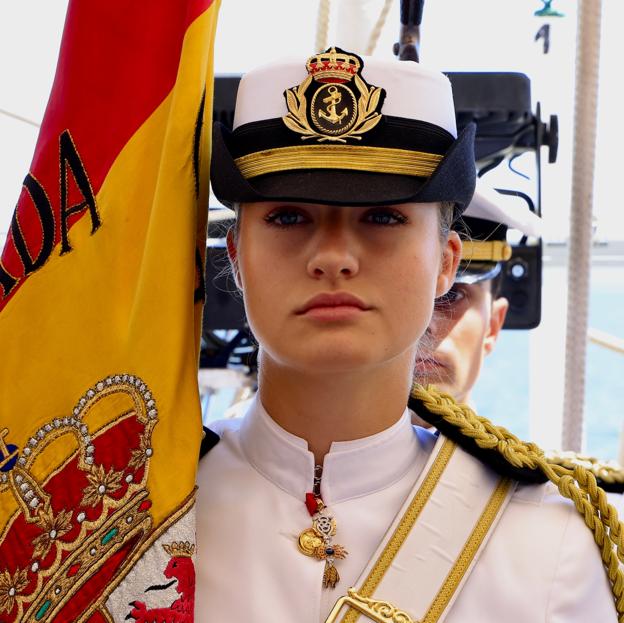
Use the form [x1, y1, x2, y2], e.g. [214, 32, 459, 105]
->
[473, 265, 624, 460]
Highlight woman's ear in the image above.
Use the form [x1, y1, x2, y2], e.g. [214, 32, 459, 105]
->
[484, 295, 509, 355]
[226, 229, 242, 290]
[435, 231, 461, 298]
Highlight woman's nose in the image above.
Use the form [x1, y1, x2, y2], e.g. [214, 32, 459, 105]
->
[306, 226, 359, 280]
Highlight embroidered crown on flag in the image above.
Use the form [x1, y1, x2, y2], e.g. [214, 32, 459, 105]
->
[0, 375, 157, 621]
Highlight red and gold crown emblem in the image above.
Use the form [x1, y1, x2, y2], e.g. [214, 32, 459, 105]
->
[305, 47, 361, 83]
[0, 374, 160, 622]
[283, 47, 385, 143]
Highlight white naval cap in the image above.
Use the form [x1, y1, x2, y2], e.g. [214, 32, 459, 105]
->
[464, 178, 542, 237]
[455, 178, 542, 283]
[232, 54, 458, 137]
[211, 47, 475, 211]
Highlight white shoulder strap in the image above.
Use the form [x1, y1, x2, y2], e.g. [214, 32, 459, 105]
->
[326, 435, 515, 623]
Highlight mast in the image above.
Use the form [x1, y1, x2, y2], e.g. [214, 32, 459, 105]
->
[562, 0, 603, 451]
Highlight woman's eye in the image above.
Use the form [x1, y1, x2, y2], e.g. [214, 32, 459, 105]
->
[264, 210, 308, 227]
[362, 209, 408, 226]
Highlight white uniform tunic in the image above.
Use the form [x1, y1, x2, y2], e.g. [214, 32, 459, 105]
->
[195, 398, 617, 622]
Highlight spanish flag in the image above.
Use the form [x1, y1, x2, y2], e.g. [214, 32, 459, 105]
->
[0, 1, 219, 621]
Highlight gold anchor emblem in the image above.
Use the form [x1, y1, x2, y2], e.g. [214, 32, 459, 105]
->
[319, 86, 348, 125]
[310, 83, 357, 137]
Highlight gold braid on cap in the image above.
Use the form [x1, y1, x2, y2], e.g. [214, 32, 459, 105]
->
[233, 145, 442, 180]
[461, 240, 512, 263]
[410, 383, 624, 619]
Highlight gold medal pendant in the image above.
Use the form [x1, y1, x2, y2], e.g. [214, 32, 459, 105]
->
[298, 495, 348, 589]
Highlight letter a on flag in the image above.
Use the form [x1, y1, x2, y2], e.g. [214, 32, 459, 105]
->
[0, 1, 220, 620]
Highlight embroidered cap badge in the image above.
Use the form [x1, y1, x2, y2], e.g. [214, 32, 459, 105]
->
[283, 47, 386, 143]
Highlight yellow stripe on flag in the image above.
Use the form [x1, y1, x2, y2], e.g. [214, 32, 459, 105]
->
[0, 3, 220, 621]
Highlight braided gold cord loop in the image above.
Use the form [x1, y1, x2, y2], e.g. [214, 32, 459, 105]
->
[412, 383, 624, 620]
[546, 450, 624, 487]
[413, 384, 544, 470]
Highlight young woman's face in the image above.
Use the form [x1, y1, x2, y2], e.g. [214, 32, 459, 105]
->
[230, 201, 460, 374]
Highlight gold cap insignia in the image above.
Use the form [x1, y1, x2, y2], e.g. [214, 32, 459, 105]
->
[283, 47, 386, 143]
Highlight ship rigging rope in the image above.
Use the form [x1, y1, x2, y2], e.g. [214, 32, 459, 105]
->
[413, 384, 624, 620]
[562, 0, 603, 451]
[0, 107, 40, 128]
[315, 0, 393, 55]
[588, 328, 624, 356]
[365, 0, 394, 55]
[315, 0, 331, 52]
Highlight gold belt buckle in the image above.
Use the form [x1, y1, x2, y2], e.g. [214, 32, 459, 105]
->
[325, 588, 418, 623]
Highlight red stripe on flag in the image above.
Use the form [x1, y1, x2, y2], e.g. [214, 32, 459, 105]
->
[0, 0, 215, 311]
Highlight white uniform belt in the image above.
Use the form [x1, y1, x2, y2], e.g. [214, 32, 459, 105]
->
[326, 435, 515, 623]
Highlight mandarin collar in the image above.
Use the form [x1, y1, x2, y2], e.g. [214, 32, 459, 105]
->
[239, 397, 422, 506]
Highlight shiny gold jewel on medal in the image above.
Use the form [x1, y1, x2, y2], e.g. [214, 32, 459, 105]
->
[298, 528, 323, 556]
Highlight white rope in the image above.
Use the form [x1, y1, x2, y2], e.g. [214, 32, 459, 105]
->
[365, 0, 394, 55]
[562, 0, 603, 451]
[315, 0, 331, 52]
[587, 328, 624, 355]
[0, 108, 40, 128]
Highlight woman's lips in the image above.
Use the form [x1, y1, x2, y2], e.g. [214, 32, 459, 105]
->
[295, 292, 371, 321]
[301, 305, 368, 321]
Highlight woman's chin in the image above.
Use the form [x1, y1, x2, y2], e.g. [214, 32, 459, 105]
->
[304, 354, 377, 373]
[256, 325, 418, 374]
[275, 343, 393, 374]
